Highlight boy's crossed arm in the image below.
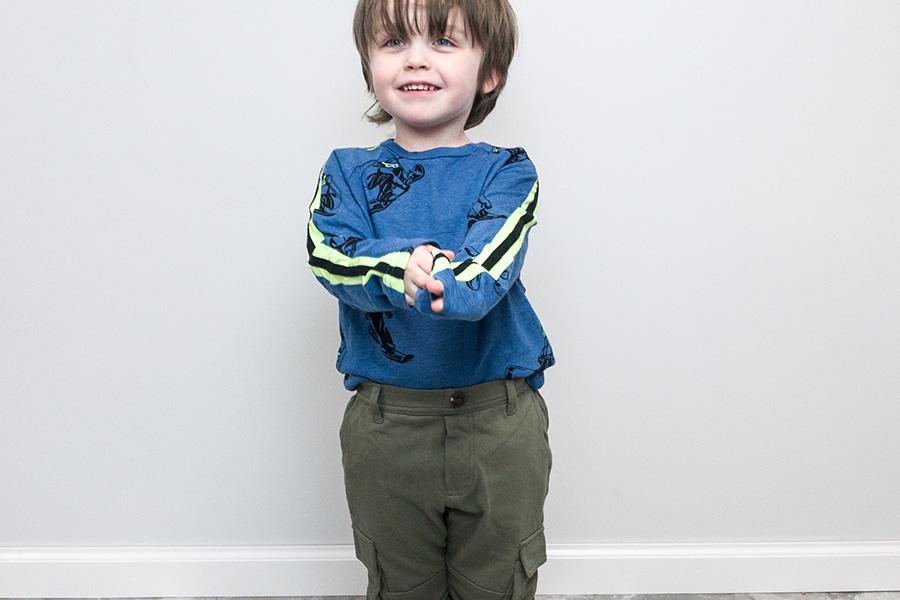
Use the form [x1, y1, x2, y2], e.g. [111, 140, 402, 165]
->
[412, 152, 540, 321]
[307, 151, 446, 313]
[308, 149, 539, 321]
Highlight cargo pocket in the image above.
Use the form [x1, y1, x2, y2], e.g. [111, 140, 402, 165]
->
[352, 522, 383, 599]
[509, 525, 547, 599]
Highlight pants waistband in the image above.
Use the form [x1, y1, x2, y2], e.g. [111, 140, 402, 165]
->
[356, 377, 534, 422]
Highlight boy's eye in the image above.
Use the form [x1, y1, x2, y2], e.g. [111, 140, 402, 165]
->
[381, 37, 455, 48]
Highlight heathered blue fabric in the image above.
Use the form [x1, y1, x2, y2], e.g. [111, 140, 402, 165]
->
[307, 137, 556, 391]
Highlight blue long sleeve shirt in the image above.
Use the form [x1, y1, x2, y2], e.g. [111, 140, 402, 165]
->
[306, 137, 556, 391]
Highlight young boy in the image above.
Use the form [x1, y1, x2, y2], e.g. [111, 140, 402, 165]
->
[306, 0, 556, 597]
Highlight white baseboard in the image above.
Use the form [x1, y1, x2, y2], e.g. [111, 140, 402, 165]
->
[1, 540, 899, 597]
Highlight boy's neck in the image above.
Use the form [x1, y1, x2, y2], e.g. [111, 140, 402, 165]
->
[393, 126, 473, 153]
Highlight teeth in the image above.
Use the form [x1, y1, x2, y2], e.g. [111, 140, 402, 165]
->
[402, 84, 438, 91]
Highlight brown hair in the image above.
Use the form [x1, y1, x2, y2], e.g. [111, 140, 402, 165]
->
[352, 0, 518, 130]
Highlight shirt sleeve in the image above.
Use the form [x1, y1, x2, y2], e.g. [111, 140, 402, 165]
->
[307, 150, 442, 313]
[413, 148, 540, 321]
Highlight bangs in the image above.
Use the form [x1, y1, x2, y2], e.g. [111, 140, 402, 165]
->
[366, 0, 474, 45]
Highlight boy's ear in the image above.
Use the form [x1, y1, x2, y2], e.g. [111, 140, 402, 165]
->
[481, 69, 501, 95]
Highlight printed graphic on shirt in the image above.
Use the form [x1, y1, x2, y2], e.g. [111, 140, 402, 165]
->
[336, 325, 346, 369]
[503, 146, 529, 166]
[312, 172, 363, 257]
[366, 312, 414, 363]
[317, 172, 338, 216]
[466, 196, 505, 230]
[364, 158, 425, 215]
[504, 332, 555, 379]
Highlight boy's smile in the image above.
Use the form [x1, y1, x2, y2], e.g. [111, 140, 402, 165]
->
[369, 4, 498, 151]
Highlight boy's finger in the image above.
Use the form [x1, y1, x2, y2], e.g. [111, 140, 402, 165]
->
[425, 277, 443, 296]
[414, 273, 433, 288]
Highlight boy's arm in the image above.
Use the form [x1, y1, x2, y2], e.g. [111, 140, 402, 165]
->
[413, 149, 540, 321]
[307, 150, 442, 313]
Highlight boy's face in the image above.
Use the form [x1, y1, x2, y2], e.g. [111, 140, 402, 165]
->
[369, 4, 498, 145]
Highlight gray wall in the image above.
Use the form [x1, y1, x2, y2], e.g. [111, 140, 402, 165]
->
[1, 0, 898, 554]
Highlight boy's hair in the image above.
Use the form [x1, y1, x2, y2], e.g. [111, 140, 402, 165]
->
[353, 0, 518, 130]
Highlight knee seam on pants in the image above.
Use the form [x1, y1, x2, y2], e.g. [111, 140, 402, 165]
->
[395, 564, 445, 594]
[447, 561, 511, 595]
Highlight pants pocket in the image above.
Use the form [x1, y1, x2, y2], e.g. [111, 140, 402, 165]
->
[510, 524, 547, 600]
[353, 523, 447, 599]
[533, 390, 552, 475]
[534, 389, 549, 432]
[352, 522, 383, 599]
[339, 392, 360, 460]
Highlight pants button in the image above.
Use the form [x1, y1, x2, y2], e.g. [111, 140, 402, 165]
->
[449, 392, 465, 407]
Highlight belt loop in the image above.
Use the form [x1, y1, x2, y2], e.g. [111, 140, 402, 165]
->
[371, 384, 384, 424]
[505, 379, 518, 416]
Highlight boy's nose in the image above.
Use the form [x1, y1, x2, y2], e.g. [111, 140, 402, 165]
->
[404, 42, 430, 68]
[404, 56, 429, 69]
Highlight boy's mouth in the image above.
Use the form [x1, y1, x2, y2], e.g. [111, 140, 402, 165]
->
[398, 84, 442, 95]
[399, 89, 440, 96]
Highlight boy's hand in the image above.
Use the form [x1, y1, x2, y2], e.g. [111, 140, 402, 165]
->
[404, 244, 453, 308]
[420, 273, 447, 313]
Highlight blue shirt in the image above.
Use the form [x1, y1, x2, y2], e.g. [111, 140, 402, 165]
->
[306, 137, 556, 391]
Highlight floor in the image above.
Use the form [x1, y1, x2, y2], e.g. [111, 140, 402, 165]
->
[36, 594, 898, 600]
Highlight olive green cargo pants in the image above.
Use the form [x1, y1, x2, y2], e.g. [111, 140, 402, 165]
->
[339, 376, 552, 600]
